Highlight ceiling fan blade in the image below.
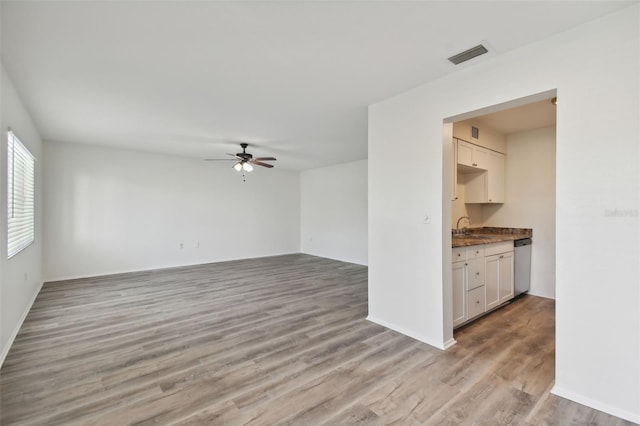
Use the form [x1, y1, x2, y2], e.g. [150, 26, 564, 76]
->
[253, 157, 276, 161]
[253, 161, 274, 168]
[206, 153, 242, 161]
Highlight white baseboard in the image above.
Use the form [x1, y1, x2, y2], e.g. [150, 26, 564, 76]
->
[443, 337, 457, 350]
[44, 252, 302, 283]
[0, 280, 44, 368]
[552, 385, 640, 424]
[300, 250, 368, 266]
[366, 315, 447, 350]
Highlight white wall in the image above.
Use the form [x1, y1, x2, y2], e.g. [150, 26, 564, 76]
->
[300, 160, 367, 265]
[369, 5, 639, 422]
[0, 64, 44, 365]
[453, 120, 506, 153]
[43, 141, 300, 281]
[483, 126, 556, 299]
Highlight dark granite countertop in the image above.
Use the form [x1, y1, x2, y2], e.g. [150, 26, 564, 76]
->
[452, 227, 532, 248]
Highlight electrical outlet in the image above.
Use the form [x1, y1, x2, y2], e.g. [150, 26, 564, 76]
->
[194, 242, 200, 248]
[179, 243, 184, 249]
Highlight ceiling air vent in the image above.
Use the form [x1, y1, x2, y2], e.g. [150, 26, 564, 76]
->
[448, 44, 488, 65]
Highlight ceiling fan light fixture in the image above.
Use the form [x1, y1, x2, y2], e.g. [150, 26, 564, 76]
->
[207, 143, 275, 172]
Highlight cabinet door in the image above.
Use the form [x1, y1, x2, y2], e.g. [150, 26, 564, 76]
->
[464, 171, 487, 204]
[487, 151, 505, 203]
[485, 254, 500, 310]
[451, 138, 458, 201]
[499, 251, 514, 303]
[457, 140, 474, 168]
[452, 261, 467, 327]
[473, 145, 489, 170]
[458, 140, 488, 169]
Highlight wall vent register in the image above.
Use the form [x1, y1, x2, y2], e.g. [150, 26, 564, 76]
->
[448, 44, 489, 65]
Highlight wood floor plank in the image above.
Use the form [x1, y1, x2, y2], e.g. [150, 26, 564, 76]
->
[0, 254, 635, 425]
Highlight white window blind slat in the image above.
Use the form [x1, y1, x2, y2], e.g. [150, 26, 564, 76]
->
[7, 130, 35, 259]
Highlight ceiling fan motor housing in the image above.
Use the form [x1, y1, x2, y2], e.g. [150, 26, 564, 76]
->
[237, 143, 252, 160]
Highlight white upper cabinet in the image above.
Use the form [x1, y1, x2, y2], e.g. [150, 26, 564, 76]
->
[462, 147, 505, 204]
[451, 138, 458, 201]
[487, 151, 505, 203]
[457, 139, 489, 170]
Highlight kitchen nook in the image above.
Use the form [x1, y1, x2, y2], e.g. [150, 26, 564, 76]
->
[448, 103, 553, 328]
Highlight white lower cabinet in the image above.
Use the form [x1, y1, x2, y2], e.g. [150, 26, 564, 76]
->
[452, 246, 486, 327]
[485, 255, 500, 310]
[485, 248, 514, 311]
[452, 260, 467, 327]
[498, 252, 514, 303]
[453, 241, 515, 328]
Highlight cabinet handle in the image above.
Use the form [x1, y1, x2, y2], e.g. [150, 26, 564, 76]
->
[499, 255, 504, 259]
[473, 163, 477, 167]
[476, 272, 480, 276]
[476, 300, 480, 304]
[476, 250, 479, 254]
[465, 263, 468, 266]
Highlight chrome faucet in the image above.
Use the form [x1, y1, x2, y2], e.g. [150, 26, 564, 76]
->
[456, 216, 470, 231]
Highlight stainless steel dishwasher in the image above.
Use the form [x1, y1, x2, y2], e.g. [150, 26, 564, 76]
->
[514, 238, 532, 297]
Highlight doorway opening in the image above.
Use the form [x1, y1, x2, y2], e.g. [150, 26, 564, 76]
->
[442, 90, 557, 342]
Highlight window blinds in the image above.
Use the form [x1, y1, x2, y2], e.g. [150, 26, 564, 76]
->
[7, 130, 35, 258]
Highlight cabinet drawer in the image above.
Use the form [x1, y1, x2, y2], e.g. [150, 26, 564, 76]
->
[467, 246, 485, 259]
[466, 258, 485, 290]
[452, 247, 466, 262]
[484, 241, 514, 256]
[467, 286, 486, 320]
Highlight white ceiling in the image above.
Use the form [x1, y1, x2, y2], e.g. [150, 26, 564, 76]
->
[0, 1, 632, 170]
[474, 99, 557, 135]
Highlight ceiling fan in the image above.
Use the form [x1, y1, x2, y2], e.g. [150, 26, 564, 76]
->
[205, 143, 276, 172]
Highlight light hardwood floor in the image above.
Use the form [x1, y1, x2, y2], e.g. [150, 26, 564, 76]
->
[0, 254, 635, 425]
